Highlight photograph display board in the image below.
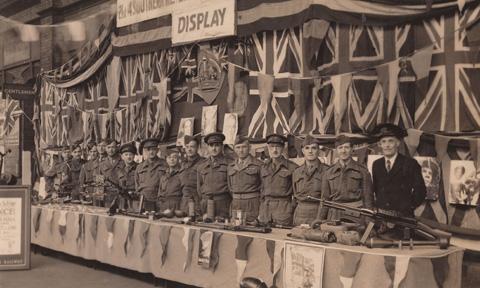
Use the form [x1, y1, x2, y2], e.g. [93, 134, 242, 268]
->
[0, 186, 30, 270]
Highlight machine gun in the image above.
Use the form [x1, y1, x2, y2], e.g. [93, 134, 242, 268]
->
[307, 196, 451, 249]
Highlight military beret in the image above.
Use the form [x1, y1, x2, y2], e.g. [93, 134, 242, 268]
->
[335, 134, 352, 147]
[266, 133, 287, 145]
[139, 138, 160, 154]
[184, 134, 201, 145]
[204, 132, 225, 144]
[165, 147, 180, 156]
[234, 135, 250, 145]
[119, 142, 137, 154]
[301, 135, 319, 147]
[104, 138, 118, 146]
[371, 123, 407, 140]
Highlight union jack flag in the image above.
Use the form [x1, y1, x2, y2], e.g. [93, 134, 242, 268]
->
[414, 5, 480, 132]
[2, 96, 22, 137]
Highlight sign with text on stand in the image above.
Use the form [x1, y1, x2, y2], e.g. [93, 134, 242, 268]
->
[0, 186, 30, 270]
[172, 0, 236, 45]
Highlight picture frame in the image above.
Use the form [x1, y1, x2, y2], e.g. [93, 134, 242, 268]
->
[0, 185, 30, 270]
[284, 241, 325, 288]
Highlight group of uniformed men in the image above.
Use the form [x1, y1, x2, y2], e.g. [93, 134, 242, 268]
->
[44, 123, 426, 227]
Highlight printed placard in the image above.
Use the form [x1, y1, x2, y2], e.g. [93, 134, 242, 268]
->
[172, 0, 236, 45]
[284, 241, 325, 288]
[117, 0, 192, 27]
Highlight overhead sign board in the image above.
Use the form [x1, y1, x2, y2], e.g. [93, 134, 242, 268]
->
[117, 0, 191, 27]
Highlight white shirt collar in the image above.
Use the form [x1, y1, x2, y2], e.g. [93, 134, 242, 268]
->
[384, 153, 398, 167]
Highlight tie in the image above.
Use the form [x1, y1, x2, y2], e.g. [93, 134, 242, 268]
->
[386, 159, 391, 172]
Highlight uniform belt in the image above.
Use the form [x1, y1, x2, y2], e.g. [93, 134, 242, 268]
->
[264, 195, 291, 200]
[158, 196, 182, 200]
[232, 192, 260, 200]
[204, 193, 231, 201]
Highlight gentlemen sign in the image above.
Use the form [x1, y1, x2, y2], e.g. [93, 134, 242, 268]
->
[172, 0, 236, 45]
[117, 0, 192, 27]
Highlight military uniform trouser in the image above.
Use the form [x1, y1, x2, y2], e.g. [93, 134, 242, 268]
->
[231, 194, 260, 223]
[293, 201, 319, 226]
[200, 193, 231, 219]
[157, 197, 182, 212]
[259, 197, 293, 226]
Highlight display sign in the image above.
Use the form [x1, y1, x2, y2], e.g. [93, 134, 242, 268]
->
[172, 0, 236, 45]
[284, 241, 325, 288]
[2, 84, 36, 101]
[117, 0, 192, 27]
[0, 186, 30, 270]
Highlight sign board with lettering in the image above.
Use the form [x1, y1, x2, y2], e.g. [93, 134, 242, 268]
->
[172, 0, 236, 45]
[0, 186, 30, 270]
[117, 0, 192, 27]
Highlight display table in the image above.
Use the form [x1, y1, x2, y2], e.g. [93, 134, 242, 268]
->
[31, 205, 464, 288]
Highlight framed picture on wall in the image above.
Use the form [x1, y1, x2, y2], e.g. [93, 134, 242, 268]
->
[449, 160, 479, 206]
[414, 157, 441, 201]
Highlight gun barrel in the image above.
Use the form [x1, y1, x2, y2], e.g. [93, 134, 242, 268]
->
[366, 238, 449, 249]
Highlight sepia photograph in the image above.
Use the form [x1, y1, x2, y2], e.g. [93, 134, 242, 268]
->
[1, 0, 479, 287]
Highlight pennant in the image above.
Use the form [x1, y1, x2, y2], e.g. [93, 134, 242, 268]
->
[248, 73, 274, 138]
[76, 213, 85, 245]
[302, 19, 329, 74]
[289, 78, 312, 134]
[384, 256, 396, 286]
[159, 226, 172, 265]
[151, 79, 171, 140]
[106, 56, 122, 113]
[46, 209, 54, 234]
[411, 47, 434, 80]
[404, 129, 423, 157]
[458, 0, 466, 12]
[95, 113, 110, 141]
[266, 240, 275, 273]
[393, 256, 410, 288]
[82, 111, 93, 144]
[198, 230, 223, 271]
[376, 59, 401, 119]
[434, 135, 450, 161]
[90, 215, 99, 241]
[58, 210, 68, 242]
[272, 241, 283, 286]
[431, 256, 450, 287]
[331, 73, 352, 134]
[114, 109, 127, 143]
[339, 251, 363, 288]
[68, 109, 84, 144]
[235, 236, 253, 284]
[105, 217, 116, 250]
[182, 227, 196, 272]
[123, 219, 135, 255]
[32, 207, 42, 235]
[138, 221, 150, 258]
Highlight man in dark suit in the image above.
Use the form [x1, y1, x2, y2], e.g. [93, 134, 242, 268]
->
[371, 124, 426, 217]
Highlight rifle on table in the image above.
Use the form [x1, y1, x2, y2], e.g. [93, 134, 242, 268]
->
[307, 196, 451, 249]
[188, 221, 272, 234]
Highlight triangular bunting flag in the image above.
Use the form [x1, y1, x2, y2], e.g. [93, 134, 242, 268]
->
[76, 213, 85, 245]
[339, 251, 363, 288]
[106, 56, 122, 113]
[411, 47, 433, 80]
[46, 209, 54, 234]
[235, 235, 253, 284]
[404, 129, 423, 157]
[138, 221, 150, 258]
[105, 217, 116, 250]
[159, 226, 172, 265]
[90, 215, 99, 241]
[124, 219, 135, 255]
[383, 256, 396, 287]
[266, 240, 275, 273]
[248, 73, 274, 138]
[434, 134, 450, 161]
[393, 256, 410, 288]
[376, 59, 400, 119]
[32, 207, 42, 235]
[58, 210, 68, 242]
[331, 73, 352, 134]
[182, 227, 196, 272]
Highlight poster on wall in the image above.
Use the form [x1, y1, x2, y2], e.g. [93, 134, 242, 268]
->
[222, 113, 238, 145]
[284, 242, 325, 288]
[449, 160, 479, 206]
[414, 157, 441, 201]
[201, 105, 217, 135]
[176, 117, 194, 147]
[0, 186, 30, 270]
